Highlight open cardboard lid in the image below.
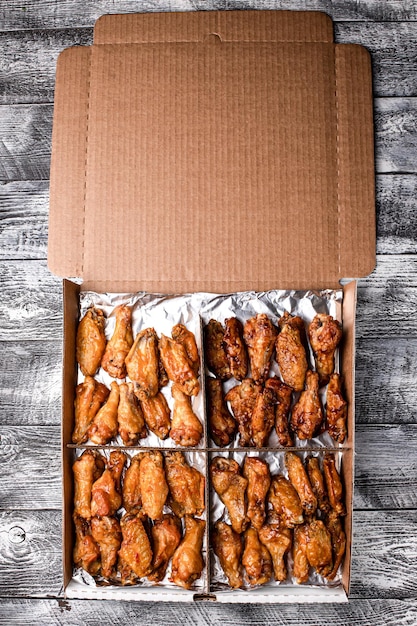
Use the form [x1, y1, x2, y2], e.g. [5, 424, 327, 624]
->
[49, 11, 375, 292]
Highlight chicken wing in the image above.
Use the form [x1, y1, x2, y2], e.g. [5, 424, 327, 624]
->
[285, 452, 317, 516]
[170, 384, 203, 447]
[204, 319, 231, 381]
[210, 457, 248, 534]
[206, 377, 237, 447]
[322, 453, 346, 516]
[73, 450, 105, 519]
[242, 526, 273, 586]
[251, 386, 276, 447]
[326, 373, 348, 443]
[170, 515, 205, 589]
[165, 451, 205, 518]
[122, 455, 142, 514]
[276, 312, 308, 391]
[324, 510, 346, 580]
[292, 522, 309, 583]
[118, 512, 153, 579]
[73, 376, 109, 444]
[225, 379, 261, 447]
[137, 389, 171, 440]
[148, 514, 182, 583]
[171, 324, 200, 376]
[306, 456, 330, 514]
[290, 370, 324, 440]
[91, 450, 126, 517]
[91, 515, 122, 579]
[212, 521, 243, 589]
[73, 514, 101, 575]
[223, 317, 248, 381]
[304, 518, 333, 578]
[88, 381, 120, 445]
[117, 381, 147, 445]
[308, 314, 342, 386]
[258, 515, 292, 582]
[101, 304, 133, 379]
[243, 314, 278, 382]
[76, 307, 106, 377]
[159, 334, 200, 397]
[126, 327, 160, 398]
[139, 451, 169, 520]
[243, 457, 271, 531]
[265, 377, 293, 447]
[268, 475, 303, 528]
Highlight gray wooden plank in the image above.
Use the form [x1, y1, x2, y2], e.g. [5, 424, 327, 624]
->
[374, 97, 417, 173]
[376, 174, 417, 254]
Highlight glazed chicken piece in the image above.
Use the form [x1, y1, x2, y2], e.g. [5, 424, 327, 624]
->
[276, 312, 308, 391]
[91, 450, 126, 517]
[243, 314, 278, 382]
[73, 450, 105, 519]
[223, 317, 248, 381]
[73, 376, 109, 444]
[170, 516, 205, 589]
[206, 377, 237, 447]
[204, 319, 231, 381]
[210, 457, 249, 534]
[212, 521, 244, 589]
[73, 514, 101, 575]
[290, 370, 324, 440]
[122, 455, 142, 514]
[137, 389, 171, 440]
[292, 523, 309, 583]
[172, 324, 200, 376]
[101, 304, 133, 379]
[225, 379, 261, 447]
[326, 373, 348, 443]
[268, 475, 304, 528]
[243, 457, 271, 531]
[76, 307, 106, 377]
[258, 515, 292, 582]
[265, 377, 293, 447]
[88, 381, 120, 445]
[139, 451, 169, 520]
[305, 518, 333, 578]
[251, 386, 277, 447]
[118, 512, 153, 579]
[170, 384, 203, 447]
[306, 456, 330, 514]
[323, 453, 346, 517]
[242, 526, 273, 586]
[324, 510, 346, 580]
[91, 515, 122, 579]
[148, 514, 182, 583]
[308, 314, 342, 386]
[285, 451, 317, 516]
[165, 451, 205, 518]
[117, 381, 147, 445]
[126, 327, 161, 398]
[159, 335, 200, 397]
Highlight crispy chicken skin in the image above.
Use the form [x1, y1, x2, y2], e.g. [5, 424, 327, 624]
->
[243, 457, 271, 531]
[118, 512, 153, 579]
[325, 510, 346, 580]
[285, 452, 317, 516]
[306, 456, 330, 514]
[268, 475, 303, 528]
[170, 384, 203, 447]
[265, 377, 293, 447]
[223, 317, 248, 381]
[122, 455, 142, 514]
[225, 379, 261, 447]
[276, 312, 308, 391]
[91, 451, 126, 517]
[91, 515, 122, 579]
[171, 324, 200, 376]
[292, 523, 309, 583]
[76, 307, 106, 377]
[204, 320, 231, 381]
[137, 389, 171, 440]
[212, 521, 244, 589]
[210, 457, 249, 534]
[117, 381, 147, 445]
[148, 514, 182, 583]
[88, 381, 120, 445]
[73, 376, 109, 444]
[326, 373, 348, 443]
[101, 304, 133, 379]
[251, 386, 277, 447]
[323, 453, 346, 517]
[165, 452, 205, 518]
[73, 450, 105, 519]
[139, 451, 169, 520]
[308, 314, 342, 386]
[73, 514, 101, 575]
[290, 370, 324, 440]
[242, 526, 273, 586]
[206, 377, 237, 447]
[258, 516, 292, 582]
[170, 516, 205, 589]
[243, 314, 278, 382]
[159, 334, 200, 397]
[126, 328, 160, 398]
[304, 518, 333, 577]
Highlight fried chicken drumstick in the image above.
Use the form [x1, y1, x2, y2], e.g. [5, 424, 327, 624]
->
[276, 312, 308, 391]
[243, 314, 278, 383]
[101, 304, 133, 379]
[308, 314, 342, 386]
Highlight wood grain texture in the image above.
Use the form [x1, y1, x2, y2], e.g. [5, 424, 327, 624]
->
[374, 98, 417, 173]
[376, 175, 417, 254]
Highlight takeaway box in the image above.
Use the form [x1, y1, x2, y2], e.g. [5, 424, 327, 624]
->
[48, 10, 375, 602]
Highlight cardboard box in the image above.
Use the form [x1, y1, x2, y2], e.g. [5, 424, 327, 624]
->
[48, 10, 375, 602]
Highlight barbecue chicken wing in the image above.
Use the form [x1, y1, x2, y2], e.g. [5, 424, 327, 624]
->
[326, 373, 348, 443]
[73, 450, 105, 519]
[225, 379, 261, 447]
[243, 314, 278, 382]
[258, 515, 292, 582]
[206, 377, 237, 447]
[139, 451, 169, 520]
[91, 451, 126, 517]
[224, 317, 248, 381]
[122, 455, 142, 514]
[323, 453, 346, 516]
[76, 307, 106, 377]
[324, 510, 346, 580]
[101, 304, 133, 379]
[73, 376, 109, 444]
[117, 381, 147, 445]
[308, 314, 342, 386]
[73, 514, 101, 575]
[89, 381, 120, 445]
[204, 319, 231, 381]
[276, 312, 308, 391]
[148, 514, 182, 583]
[306, 456, 330, 514]
[210, 457, 248, 534]
[268, 475, 303, 528]
[285, 452, 317, 516]
[91, 515, 122, 579]
[243, 457, 271, 531]
[265, 377, 293, 447]
[172, 324, 200, 376]
[159, 334, 200, 396]
[165, 452, 205, 518]
[212, 521, 243, 589]
[170, 516, 205, 589]
[290, 370, 324, 440]
[292, 522, 309, 583]
[137, 389, 171, 440]
[170, 384, 203, 447]
[126, 328, 160, 398]
[118, 512, 153, 579]
[304, 518, 333, 578]
[242, 526, 273, 586]
[251, 386, 276, 447]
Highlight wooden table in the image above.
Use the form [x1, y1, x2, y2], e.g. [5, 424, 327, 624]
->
[1, 1, 416, 624]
